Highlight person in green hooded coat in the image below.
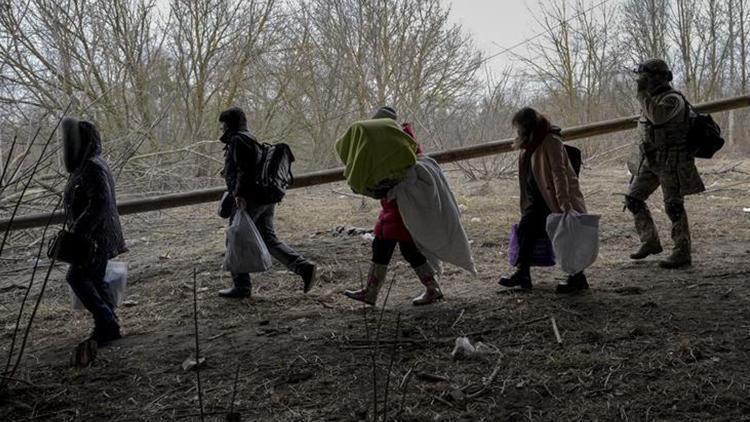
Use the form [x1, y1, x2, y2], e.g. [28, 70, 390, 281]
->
[335, 107, 444, 306]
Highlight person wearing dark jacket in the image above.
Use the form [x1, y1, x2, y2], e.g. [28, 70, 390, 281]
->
[343, 106, 443, 306]
[62, 117, 127, 344]
[498, 108, 589, 294]
[218, 107, 316, 298]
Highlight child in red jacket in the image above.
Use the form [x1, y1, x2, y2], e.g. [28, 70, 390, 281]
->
[344, 107, 443, 306]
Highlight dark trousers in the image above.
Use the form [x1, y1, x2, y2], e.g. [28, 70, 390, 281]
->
[371, 237, 427, 268]
[516, 206, 551, 271]
[66, 255, 117, 327]
[231, 203, 307, 290]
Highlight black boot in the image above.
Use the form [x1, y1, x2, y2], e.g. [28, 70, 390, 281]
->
[556, 272, 589, 294]
[630, 242, 663, 260]
[218, 287, 252, 298]
[498, 268, 532, 290]
[298, 262, 317, 294]
[91, 320, 122, 346]
[219, 274, 252, 298]
[629, 206, 663, 260]
[659, 211, 692, 269]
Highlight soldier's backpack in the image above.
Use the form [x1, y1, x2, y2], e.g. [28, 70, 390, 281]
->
[686, 111, 724, 159]
[678, 94, 725, 159]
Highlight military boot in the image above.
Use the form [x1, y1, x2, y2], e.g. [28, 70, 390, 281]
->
[630, 207, 663, 260]
[344, 263, 387, 305]
[660, 213, 692, 269]
[412, 263, 444, 306]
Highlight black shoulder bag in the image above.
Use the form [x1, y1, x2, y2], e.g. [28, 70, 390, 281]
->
[47, 227, 94, 265]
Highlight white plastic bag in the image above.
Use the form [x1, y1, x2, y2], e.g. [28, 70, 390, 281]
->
[70, 260, 128, 310]
[223, 210, 272, 274]
[546, 211, 600, 274]
[451, 337, 476, 360]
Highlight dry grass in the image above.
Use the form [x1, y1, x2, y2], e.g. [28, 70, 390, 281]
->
[1, 160, 749, 421]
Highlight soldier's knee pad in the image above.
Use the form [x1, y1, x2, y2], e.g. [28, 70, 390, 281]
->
[625, 195, 647, 214]
[664, 200, 685, 222]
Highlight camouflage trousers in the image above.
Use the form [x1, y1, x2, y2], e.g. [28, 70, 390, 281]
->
[627, 145, 705, 203]
[626, 144, 705, 260]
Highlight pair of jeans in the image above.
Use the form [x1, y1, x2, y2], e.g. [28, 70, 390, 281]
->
[371, 237, 427, 268]
[66, 255, 117, 328]
[231, 203, 307, 290]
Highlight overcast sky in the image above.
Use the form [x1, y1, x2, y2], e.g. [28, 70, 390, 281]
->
[439, 0, 543, 72]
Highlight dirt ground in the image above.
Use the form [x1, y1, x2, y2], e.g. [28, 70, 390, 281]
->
[1, 159, 749, 422]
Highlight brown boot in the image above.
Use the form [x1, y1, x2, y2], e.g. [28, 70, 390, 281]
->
[344, 263, 387, 305]
[660, 212, 692, 269]
[630, 206, 663, 260]
[412, 263, 443, 306]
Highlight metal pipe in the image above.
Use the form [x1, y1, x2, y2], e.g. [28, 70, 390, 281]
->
[2, 95, 749, 231]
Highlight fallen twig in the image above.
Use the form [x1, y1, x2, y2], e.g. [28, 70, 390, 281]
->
[551, 317, 563, 345]
[228, 359, 241, 417]
[416, 385, 454, 408]
[466, 355, 504, 399]
[450, 308, 465, 329]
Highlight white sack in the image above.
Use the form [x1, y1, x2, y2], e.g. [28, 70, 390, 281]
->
[546, 211, 600, 275]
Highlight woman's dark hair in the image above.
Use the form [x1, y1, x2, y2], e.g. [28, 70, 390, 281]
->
[512, 107, 542, 148]
[511, 107, 540, 132]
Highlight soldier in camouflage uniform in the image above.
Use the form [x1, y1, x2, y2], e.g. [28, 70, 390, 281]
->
[626, 59, 705, 269]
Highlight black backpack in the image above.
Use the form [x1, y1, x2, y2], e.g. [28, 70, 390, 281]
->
[251, 142, 295, 204]
[677, 93, 725, 159]
[686, 111, 724, 159]
[552, 125, 583, 176]
[564, 145, 583, 176]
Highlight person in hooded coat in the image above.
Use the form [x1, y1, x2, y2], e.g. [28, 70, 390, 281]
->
[62, 117, 127, 344]
[343, 107, 444, 306]
[497, 107, 589, 294]
[218, 107, 316, 298]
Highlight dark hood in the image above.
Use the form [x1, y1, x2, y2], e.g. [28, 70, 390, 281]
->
[219, 107, 249, 143]
[372, 106, 397, 120]
[63, 118, 102, 173]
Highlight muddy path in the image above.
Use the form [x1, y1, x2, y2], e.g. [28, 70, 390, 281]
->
[1, 161, 749, 421]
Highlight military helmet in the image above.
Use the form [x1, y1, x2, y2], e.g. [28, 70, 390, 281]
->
[635, 58, 673, 81]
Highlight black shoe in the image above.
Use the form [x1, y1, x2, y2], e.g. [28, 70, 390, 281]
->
[91, 322, 122, 346]
[556, 272, 589, 294]
[498, 270, 532, 290]
[218, 287, 252, 299]
[299, 262, 317, 294]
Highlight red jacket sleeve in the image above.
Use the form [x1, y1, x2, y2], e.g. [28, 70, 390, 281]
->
[402, 122, 423, 154]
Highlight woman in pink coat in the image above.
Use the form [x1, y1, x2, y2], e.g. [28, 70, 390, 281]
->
[498, 107, 589, 293]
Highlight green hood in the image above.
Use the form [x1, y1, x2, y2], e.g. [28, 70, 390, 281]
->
[335, 118, 418, 195]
